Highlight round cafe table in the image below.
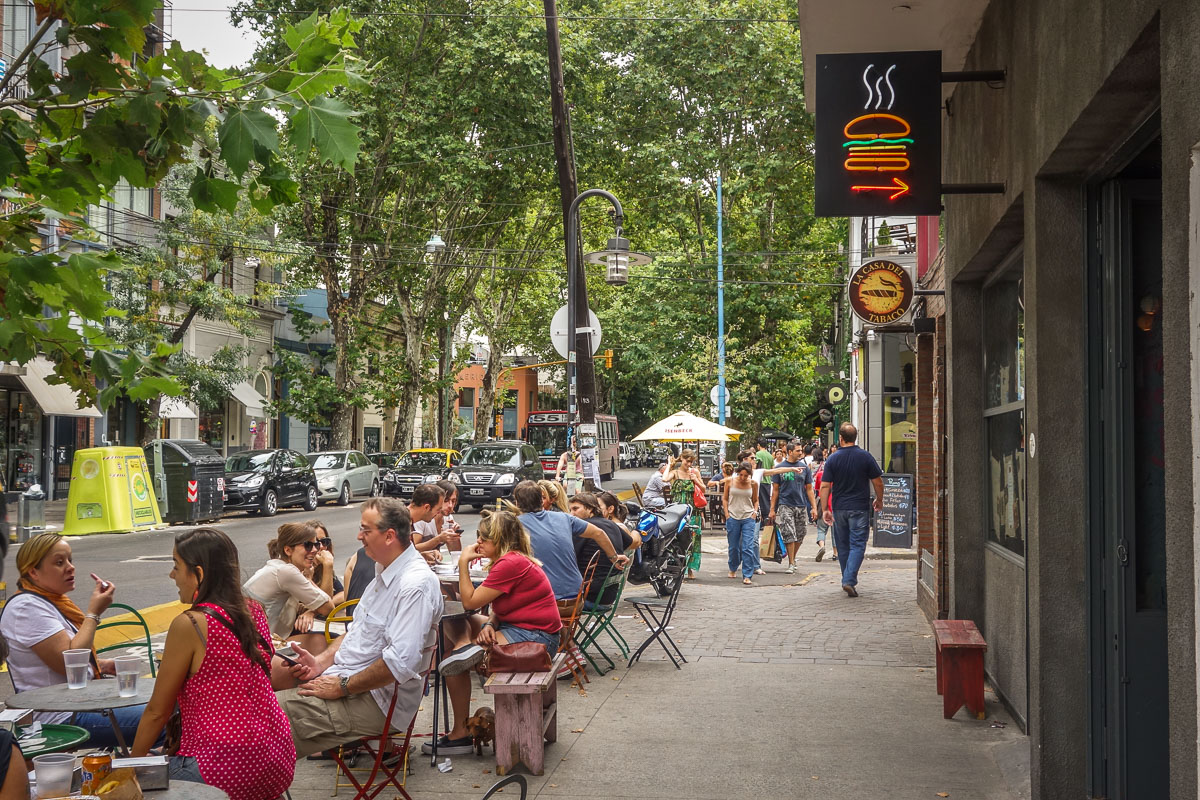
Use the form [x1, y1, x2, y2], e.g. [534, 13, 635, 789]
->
[145, 782, 229, 800]
[7, 677, 154, 756]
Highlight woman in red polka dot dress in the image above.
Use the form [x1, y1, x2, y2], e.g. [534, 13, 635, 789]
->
[131, 528, 295, 800]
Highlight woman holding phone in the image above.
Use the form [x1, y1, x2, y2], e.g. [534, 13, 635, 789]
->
[0, 532, 148, 747]
[132, 528, 294, 799]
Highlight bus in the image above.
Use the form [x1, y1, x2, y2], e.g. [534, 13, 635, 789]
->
[526, 411, 621, 480]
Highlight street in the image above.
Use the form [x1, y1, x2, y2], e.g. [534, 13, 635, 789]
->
[3, 470, 654, 613]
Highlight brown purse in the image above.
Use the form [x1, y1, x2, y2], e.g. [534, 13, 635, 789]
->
[485, 641, 552, 674]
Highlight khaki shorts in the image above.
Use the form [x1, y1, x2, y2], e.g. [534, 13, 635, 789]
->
[276, 688, 390, 759]
[776, 505, 809, 545]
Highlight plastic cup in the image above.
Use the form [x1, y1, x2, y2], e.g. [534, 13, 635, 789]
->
[113, 655, 141, 698]
[33, 753, 75, 798]
[63, 649, 90, 690]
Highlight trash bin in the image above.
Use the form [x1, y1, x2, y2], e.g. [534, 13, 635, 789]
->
[17, 485, 45, 542]
[144, 440, 226, 525]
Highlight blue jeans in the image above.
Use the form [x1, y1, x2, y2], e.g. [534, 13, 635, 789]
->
[725, 517, 759, 579]
[74, 704, 149, 750]
[497, 624, 559, 657]
[832, 510, 871, 587]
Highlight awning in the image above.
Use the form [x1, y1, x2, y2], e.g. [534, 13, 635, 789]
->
[17, 357, 102, 418]
[230, 381, 267, 418]
[159, 397, 197, 419]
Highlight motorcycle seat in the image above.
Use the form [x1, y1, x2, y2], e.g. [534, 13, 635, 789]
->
[654, 503, 690, 532]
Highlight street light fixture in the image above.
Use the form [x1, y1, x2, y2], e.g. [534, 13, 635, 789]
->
[565, 190, 651, 488]
[425, 233, 446, 255]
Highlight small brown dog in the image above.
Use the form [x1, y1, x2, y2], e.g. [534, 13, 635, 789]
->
[464, 706, 495, 756]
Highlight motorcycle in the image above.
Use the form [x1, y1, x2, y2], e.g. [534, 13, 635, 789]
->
[624, 500, 696, 596]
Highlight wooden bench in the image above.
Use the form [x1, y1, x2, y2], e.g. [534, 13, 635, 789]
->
[932, 619, 987, 720]
[482, 653, 567, 776]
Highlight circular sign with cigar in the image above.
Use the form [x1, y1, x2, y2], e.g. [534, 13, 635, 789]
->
[848, 258, 914, 324]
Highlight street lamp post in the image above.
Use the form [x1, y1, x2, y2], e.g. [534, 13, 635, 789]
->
[426, 233, 448, 447]
[566, 189, 650, 490]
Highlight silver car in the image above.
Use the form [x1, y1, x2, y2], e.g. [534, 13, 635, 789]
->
[305, 450, 380, 505]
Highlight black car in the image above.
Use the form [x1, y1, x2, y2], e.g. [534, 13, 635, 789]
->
[648, 444, 674, 466]
[224, 448, 320, 516]
[448, 441, 544, 509]
[366, 451, 403, 470]
[381, 449, 461, 498]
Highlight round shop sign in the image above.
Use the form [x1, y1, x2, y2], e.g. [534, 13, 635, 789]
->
[848, 258, 914, 325]
[131, 472, 149, 502]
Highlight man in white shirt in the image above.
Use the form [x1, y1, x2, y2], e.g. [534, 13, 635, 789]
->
[278, 497, 444, 757]
[641, 463, 670, 508]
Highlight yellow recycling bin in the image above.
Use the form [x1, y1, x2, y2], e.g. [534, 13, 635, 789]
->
[62, 447, 163, 536]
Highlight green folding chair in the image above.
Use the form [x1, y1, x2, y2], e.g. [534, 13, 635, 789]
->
[96, 603, 157, 676]
[575, 564, 632, 675]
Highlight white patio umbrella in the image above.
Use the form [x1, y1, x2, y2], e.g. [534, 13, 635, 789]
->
[632, 410, 743, 443]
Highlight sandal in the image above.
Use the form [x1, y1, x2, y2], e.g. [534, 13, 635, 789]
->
[742, 578, 752, 585]
[728, 571, 737, 579]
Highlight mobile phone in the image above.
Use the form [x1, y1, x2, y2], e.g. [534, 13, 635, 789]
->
[90, 573, 112, 592]
[276, 646, 299, 667]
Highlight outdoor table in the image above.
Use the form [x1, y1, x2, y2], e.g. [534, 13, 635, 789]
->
[430, 600, 474, 766]
[14, 723, 89, 758]
[145, 782, 230, 799]
[7, 677, 155, 756]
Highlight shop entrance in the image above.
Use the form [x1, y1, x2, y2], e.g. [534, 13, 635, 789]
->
[1087, 134, 1167, 798]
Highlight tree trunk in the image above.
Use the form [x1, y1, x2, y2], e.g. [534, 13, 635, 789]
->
[138, 397, 162, 447]
[474, 342, 504, 442]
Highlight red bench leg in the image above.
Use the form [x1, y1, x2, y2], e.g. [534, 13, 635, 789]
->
[941, 648, 986, 719]
[935, 643, 944, 695]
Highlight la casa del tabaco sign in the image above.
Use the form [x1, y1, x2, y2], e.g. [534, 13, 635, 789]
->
[848, 259, 914, 325]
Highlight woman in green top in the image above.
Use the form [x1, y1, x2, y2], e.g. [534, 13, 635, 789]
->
[665, 450, 705, 579]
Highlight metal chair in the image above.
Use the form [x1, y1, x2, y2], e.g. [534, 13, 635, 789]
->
[324, 598, 360, 643]
[96, 603, 157, 676]
[574, 563, 632, 675]
[480, 774, 527, 799]
[624, 540, 692, 669]
[558, 554, 599, 687]
[330, 652, 433, 800]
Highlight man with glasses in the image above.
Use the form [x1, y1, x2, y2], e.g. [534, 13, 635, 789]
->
[277, 497, 444, 758]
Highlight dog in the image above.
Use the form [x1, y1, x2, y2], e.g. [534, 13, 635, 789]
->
[464, 706, 495, 756]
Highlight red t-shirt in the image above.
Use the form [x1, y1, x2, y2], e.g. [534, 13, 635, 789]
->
[814, 469, 833, 510]
[481, 552, 563, 634]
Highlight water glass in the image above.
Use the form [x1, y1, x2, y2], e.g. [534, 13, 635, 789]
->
[113, 655, 141, 698]
[62, 649, 90, 690]
[32, 753, 75, 798]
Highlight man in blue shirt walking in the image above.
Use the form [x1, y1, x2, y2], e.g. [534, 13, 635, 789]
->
[818, 423, 883, 597]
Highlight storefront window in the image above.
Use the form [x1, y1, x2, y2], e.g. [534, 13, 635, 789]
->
[983, 258, 1025, 557]
[198, 405, 225, 452]
[9, 391, 43, 491]
[882, 336, 916, 473]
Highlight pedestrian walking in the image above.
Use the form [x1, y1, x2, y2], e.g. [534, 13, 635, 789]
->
[811, 452, 835, 562]
[665, 450, 706, 579]
[753, 440, 773, 520]
[819, 423, 883, 597]
[768, 440, 817, 574]
[555, 447, 582, 496]
[723, 462, 760, 585]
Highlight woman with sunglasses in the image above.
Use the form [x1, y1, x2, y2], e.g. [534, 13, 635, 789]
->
[242, 522, 334, 667]
[305, 520, 345, 611]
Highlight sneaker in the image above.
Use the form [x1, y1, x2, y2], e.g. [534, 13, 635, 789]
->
[815, 546, 826, 562]
[439, 644, 486, 676]
[420, 735, 475, 756]
[786, 563, 797, 575]
[842, 584, 859, 598]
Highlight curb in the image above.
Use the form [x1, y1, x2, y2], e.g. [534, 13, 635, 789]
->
[94, 600, 187, 649]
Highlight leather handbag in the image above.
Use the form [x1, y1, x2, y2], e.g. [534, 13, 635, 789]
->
[486, 641, 552, 674]
[692, 483, 708, 508]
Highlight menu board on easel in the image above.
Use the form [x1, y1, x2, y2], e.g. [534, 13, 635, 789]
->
[872, 473, 914, 548]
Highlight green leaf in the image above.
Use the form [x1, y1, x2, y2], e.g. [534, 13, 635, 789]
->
[288, 97, 360, 170]
[218, 108, 281, 177]
[189, 169, 241, 213]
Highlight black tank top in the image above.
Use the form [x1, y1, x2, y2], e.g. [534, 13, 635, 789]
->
[345, 546, 376, 617]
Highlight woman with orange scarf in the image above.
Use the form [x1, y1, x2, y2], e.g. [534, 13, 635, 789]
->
[0, 532, 150, 748]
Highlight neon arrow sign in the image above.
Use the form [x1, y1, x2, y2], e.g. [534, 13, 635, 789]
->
[851, 178, 910, 200]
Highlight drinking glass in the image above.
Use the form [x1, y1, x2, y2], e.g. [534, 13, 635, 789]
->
[33, 753, 75, 798]
[62, 649, 90, 690]
[113, 655, 141, 698]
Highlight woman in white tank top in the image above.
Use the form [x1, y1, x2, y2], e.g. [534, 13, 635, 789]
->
[723, 462, 761, 585]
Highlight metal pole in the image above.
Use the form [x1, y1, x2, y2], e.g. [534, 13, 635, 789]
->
[716, 173, 726, 425]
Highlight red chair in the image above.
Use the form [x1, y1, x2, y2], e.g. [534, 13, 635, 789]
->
[330, 653, 434, 800]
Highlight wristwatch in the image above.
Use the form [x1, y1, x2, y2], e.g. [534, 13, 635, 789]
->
[339, 674, 351, 697]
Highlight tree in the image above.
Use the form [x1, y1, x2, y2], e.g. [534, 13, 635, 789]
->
[0, 0, 364, 409]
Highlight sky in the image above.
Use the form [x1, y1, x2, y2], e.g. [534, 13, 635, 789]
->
[169, 0, 261, 69]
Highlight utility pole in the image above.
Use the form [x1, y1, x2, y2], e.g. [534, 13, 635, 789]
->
[716, 173, 726, 426]
[543, 0, 599, 487]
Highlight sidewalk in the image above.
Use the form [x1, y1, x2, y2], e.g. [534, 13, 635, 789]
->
[289, 536, 1029, 800]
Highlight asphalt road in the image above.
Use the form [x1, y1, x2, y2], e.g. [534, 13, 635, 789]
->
[3, 468, 654, 612]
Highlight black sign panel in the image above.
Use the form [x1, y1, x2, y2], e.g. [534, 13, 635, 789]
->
[872, 473, 914, 548]
[814, 50, 941, 217]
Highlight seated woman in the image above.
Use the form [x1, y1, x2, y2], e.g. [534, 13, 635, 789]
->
[243, 523, 334, 686]
[537, 479, 570, 513]
[0, 532, 146, 748]
[568, 493, 634, 607]
[423, 510, 562, 756]
[132, 528, 295, 800]
[597, 491, 641, 549]
[305, 520, 344, 611]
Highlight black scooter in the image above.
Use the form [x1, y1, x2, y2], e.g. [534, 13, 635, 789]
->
[625, 500, 694, 596]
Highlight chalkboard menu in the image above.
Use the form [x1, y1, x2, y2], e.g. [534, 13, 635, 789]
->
[873, 473, 914, 548]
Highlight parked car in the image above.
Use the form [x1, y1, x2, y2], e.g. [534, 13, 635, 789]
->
[618, 442, 633, 469]
[224, 449, 319, 516]
[306, 450, 380, 505]
[448, 441, 543, 510]
[366, 451, 403, 469]
[382, 449, 461, 498]
[628, 441, 648, 468]
[648, 443, 674, 466]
